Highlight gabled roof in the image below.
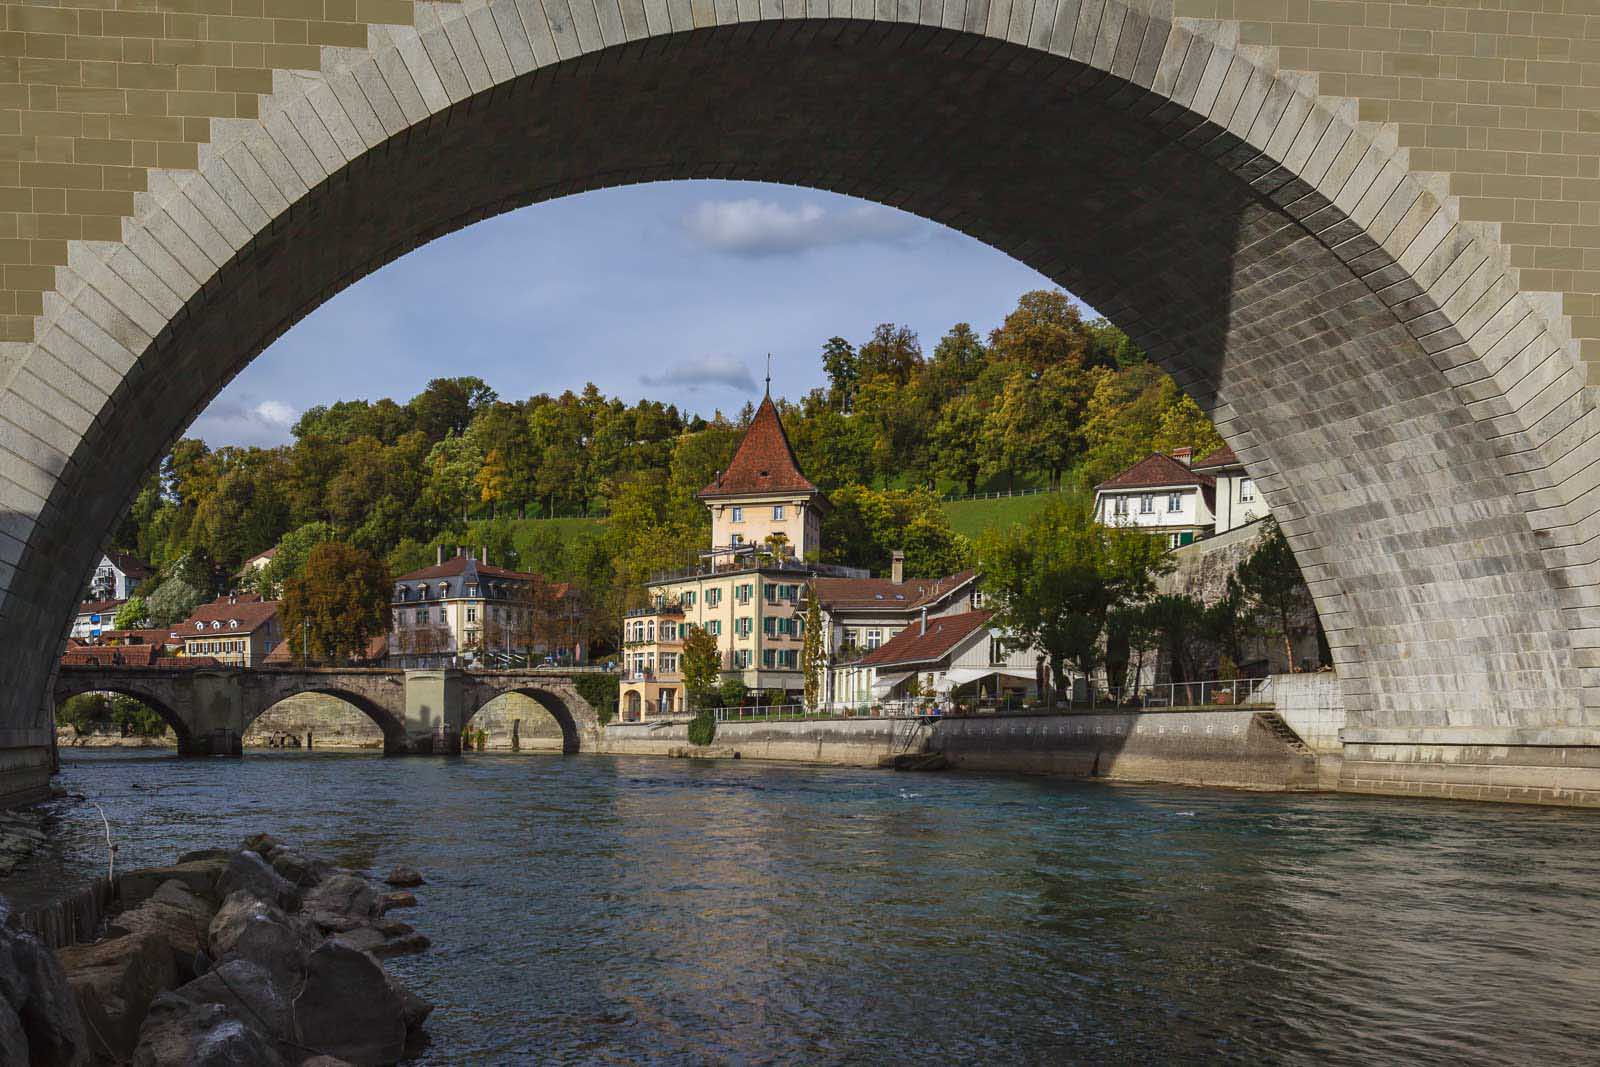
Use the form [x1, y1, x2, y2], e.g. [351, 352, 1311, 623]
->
[812, 571, 977, 613]
[174, 595, 280, 637]
[77, 598, 126, 617]
[1192, 444, 1240, 472]
[1095, 453, 1216, 492]
[103, 551, 153, 579]
[859, 610, 994, 668]
[394, 556, 539, 583]
[699, 396, 821, 500]
[243, 547, 278, 565]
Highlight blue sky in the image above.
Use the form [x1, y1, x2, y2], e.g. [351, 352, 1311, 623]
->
[190, 180, 1055, 448]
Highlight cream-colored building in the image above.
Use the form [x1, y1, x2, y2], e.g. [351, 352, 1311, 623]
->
[1192, 445, 1266, 536]
[828, 609, 1040, 713]
[174, 594, 282, 667]
[390, 548, 582, 668]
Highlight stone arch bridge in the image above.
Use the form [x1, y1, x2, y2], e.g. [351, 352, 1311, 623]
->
[53, 666, 601, 756]
[4, 0, 1600, 803]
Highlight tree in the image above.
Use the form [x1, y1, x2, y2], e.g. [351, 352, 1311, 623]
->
[976, 495, 1170, 696]
[146, 576, 205, 627]
[822, 485, 968, 578]
[801, 585, 825, 711]
[717, 675, 748, 710]
[281, 542, 392, 665]
[113, 596, 149, 630]
[988, 289, 1092, 372]
[821, 336, 859, 411]
[680, 625, 721, 710]
[1236, 518, 1314, 670]
[408, 376, 497, 442]
[255, 521, 338, 597]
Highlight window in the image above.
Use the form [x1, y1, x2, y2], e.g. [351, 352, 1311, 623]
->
[417, 608, 429, 624]
[733, 649, 751, 669]
[660, 653, 677, 672]
[731, 533, 744, 546]
[736, 583, 753, 605]
[646, 621, 655, 641]
[467, 585, 478, 597]
[467, 608, 477, 623]
[707, 588, 721, 607]
[763, 648, 776, 668]
[1168, 533, 1181, 549]
[736, 617, 752, 638]
[778, 649, 797, 669]
[1167, 493, 1182, 513]
[772, 505, 784, 520]
[662, 623, 676, 641]
[989, 636, 1005, 664]
[707, 620, 722, 636]
[1113, 496, 1128, 517]
[1140, 494, 1155, 514]
[765, 584, 778, 603]
[1240, 477, 1255, 502]
[684, 591, 696, 607]
[763, 617, 776, 636]
[866, 629, 882, 649]
[731, 506, 744, 522]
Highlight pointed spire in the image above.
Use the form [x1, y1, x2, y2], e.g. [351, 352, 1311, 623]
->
[699, 393, 819, 499]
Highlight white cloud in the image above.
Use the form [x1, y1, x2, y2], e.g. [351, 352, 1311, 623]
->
[189, 397, 301, 447]
[683, 198, 925, 256]
[640, 355, 758, 393]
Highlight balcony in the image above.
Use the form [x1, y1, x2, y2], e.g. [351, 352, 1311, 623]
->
[649, 548, 868, 585]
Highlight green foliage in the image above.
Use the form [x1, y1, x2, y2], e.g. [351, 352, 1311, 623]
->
[824, 485, 969, 578]
[113, 596, 148, 630]
[281, 542, 391, 664]
[146, 577, 205, 627]
[255, 521, 338, 595]
[57, 693, 167, 736]
[977, 494, 1171, 692]
[686, 707, 717, 746]
[717, 675, 748, 710]
[680, 625, 722, 710]
[571, 673, 619, 725]
[1236, 517, 1317, 670]
[801, 586, 825, 711]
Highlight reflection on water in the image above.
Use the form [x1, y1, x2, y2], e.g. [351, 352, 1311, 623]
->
[12, 750, 1600, 1064]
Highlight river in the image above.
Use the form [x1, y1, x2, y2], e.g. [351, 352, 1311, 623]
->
[12, 749, 1600, 1064]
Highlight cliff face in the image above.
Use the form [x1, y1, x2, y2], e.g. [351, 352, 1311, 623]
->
[1156, 524, 1265, 606]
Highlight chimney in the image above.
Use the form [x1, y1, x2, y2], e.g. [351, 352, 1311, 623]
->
[891, 550, 905, 585]
[481, 546, 488, 565]
[1173, 447, 1193, 467]
[919, 607, 927, 636]
[436, 544, 445, 566]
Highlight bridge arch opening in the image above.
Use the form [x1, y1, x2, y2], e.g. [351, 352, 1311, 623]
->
[243, 688, 408, 755]
[8, 6, 1600, 794]
[462, 691, 575, 754]
[465, 688, 592, 756]
[52, 685, 193, 755]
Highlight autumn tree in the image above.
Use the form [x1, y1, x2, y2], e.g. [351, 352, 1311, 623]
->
[281, 542, 392, 665]
[680, 624, 722, 710]
[1236, 518, 1315, 671]
[801, 585, 826, 711]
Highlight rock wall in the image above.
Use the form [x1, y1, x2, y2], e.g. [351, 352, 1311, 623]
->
[601, 718, 914, 767]
[243, 693, 385, 749]
[467, 694, 568, 752]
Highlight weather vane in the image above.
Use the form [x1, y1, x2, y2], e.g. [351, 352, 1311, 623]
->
[765, 354, 772, 396]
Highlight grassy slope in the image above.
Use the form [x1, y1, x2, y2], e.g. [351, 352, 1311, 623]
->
[504, 494, 1055, 549]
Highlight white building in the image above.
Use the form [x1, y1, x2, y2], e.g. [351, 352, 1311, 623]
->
[71, 598, 125, 640]
[1191, 445, 1265, 535]
[826, 609, 1040, 713]
[88, 551, 152, 602]
[1093, 448, 1216, 549]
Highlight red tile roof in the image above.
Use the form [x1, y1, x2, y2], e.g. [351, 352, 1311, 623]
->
[1192, 445, 1240, 471]
[1095, 453, 1216, 492]
[62, 643, 162, 667]
[104, 551, 153, 579]
[859, 610, 994, 668]
[76, 598, 126, 617]
[174, 596, 280, 638]
[394, 555, 540, 583]
[699, 396, 820, 500]
[812, 571, 978, 612]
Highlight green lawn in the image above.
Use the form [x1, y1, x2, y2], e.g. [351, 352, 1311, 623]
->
[940, 492, 1058, 540]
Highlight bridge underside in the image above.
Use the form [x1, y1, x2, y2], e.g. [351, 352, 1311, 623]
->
[7, 2, 1600, 803]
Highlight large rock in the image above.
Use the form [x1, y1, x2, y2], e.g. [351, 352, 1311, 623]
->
[174, 958, 298, 1059]
[332, 921, 429, 960]
[119, 859, 226, 909]
[9, 929, 90, 1065]
[294, 940, 406, 1066]
[59, 932, 176, 1061]
[301, 874, 375, 934]
[131, 993, 285, 1067]
[107, 879, 218, 980]
[376, 892, 416, 915]
[216, 851, 300, 913]
[268, 849, 329, 891]
[0, 999, 28, 1065]
[382, 867, 423, 888]
[208, 892, 317, 986]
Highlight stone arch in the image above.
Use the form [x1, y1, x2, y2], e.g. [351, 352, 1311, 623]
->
[242, 687, 409, 755]
[464, 686, 598, 755]
[1, 3, 1598, 801]
[51, 681, 194, 754]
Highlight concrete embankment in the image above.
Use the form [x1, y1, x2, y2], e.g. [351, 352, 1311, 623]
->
[600, 674, 1348, 792]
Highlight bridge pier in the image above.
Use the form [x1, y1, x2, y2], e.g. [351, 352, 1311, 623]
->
[398, 670, 463, 756]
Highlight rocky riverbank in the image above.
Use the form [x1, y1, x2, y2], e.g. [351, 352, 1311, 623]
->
[0, 807, 48, 877]
[56, 729, 174, 749]
[2, 836, 433, 1064]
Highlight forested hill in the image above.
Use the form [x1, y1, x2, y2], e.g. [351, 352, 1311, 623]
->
[110, 289, 1223, 648]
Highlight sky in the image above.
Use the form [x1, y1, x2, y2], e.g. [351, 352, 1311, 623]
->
[189, 180, 1056, 448]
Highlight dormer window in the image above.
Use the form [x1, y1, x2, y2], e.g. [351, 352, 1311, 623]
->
[228, 620, 239, 630]
[194, 622, 204, 632]
[211, 621, 222, 631]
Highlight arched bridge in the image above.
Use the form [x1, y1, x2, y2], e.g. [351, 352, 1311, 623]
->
[53, 666, 601, 757]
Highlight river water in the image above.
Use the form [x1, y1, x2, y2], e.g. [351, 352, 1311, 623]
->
[13, 749, 1600, 1064]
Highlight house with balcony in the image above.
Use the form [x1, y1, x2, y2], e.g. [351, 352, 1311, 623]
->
[828, 609, 1041, 713]
[390, 547, 583, 668]
[88, 551, 152, 602]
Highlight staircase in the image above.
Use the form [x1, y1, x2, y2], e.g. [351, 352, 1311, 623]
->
[1254, 712, 1312, 754]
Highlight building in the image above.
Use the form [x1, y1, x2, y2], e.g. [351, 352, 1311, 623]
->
[390, 548, 583, 668]
[1093, 449, 1216, 549]
[173, 594, 282, 667]
[1191, 445, 1265, 535]
[620, 395, 873, 720]
[88, 551, 152, 602]
[71, 598, 126, 640]
[829, 610, 1040, 712]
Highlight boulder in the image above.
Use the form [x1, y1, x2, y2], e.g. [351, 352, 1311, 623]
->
[331, 922, 429, 960]
[382, 866, 423, 888]
[119, 859, 226, 909]
[268, 850, 329, 890]
[293, 941, 406, 1066]
[301, 874, 375, 933]
[59, 931, 176, 1061]
[239, 834, 283, 858]
[375, 892, 416, 915]
[208, 892, 317, 986]
[390, 980, 433, 1034]
[174, 958, 298, 1058]
[0, 999, 28, 1064]
[217, 851, 300, 913]
[131, 993, 286, 1067]
[9, 929, 90, 1066]
[175, 848, 232, 866]
[107, 879, 218, 981]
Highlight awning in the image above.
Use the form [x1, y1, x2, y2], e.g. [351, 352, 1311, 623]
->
[937, 667, 1039, 692]
[870, 671, 913, 695]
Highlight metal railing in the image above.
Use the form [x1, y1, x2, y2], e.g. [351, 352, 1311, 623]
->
[940, 485, 1059, 504]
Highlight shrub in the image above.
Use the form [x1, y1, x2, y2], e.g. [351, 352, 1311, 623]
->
[686, 707, 717, 747]
[572, 673, 619, 725]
